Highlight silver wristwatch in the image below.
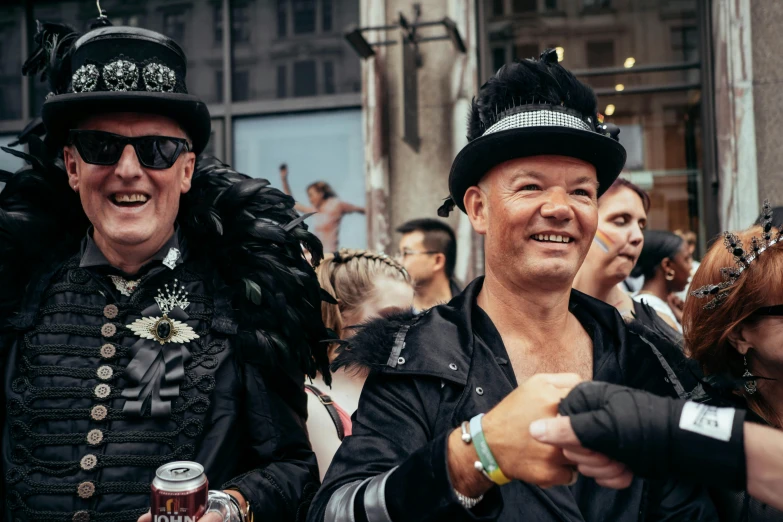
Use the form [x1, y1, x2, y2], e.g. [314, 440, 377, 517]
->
[454, 488, 484, 509]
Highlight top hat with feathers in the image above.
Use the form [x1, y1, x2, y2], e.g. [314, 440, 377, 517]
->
[24, 16, 211, 155]
[439, 49, 627, 217]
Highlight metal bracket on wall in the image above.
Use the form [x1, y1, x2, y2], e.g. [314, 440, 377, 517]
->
[345, 5, 466, 152]
[345, 4, 466, 60]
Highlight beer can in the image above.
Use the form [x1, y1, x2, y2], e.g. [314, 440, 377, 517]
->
[151, 461, 208, 522]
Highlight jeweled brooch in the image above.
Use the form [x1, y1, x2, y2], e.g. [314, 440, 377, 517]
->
[126, 280, 199, 345]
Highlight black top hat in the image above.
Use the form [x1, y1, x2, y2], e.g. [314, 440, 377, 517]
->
[440, 49, 626, 217]
[38, 25, 211, 155]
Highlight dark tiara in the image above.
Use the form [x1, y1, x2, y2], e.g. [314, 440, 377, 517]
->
[691, 200, 782, 309]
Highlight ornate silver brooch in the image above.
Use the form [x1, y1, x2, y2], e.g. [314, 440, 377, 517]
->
[102, 59, 139, 92]
[109, 275, 140, 296]
[143, 63, 177, 92]
[72, 64, 100, 93]
[126, 280, 199, 345]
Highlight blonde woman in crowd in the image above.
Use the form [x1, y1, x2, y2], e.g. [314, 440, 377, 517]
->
[306, 249, 414, 479]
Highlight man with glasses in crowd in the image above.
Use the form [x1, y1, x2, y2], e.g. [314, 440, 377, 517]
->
[396, 218, 460, 310]
[0, 17, 327, 522]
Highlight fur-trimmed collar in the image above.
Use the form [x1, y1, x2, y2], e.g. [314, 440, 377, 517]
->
[0, 138, 330, 381]
[332, 278, 701, 397]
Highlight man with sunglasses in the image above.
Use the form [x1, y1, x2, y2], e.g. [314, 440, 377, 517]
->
[0, 20, 328, 522]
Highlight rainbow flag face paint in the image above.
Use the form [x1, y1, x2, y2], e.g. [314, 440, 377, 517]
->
[593, 229, 615, 253]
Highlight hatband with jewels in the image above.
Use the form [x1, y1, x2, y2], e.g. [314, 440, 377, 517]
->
[41, 26, 211, 155]
[439, 49, 627, 216]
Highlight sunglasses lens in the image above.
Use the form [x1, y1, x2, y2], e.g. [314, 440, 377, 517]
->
[136, 137, 182, 169]
[76, 132, 123, 165]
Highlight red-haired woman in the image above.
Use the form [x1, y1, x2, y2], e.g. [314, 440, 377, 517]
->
[684, 206, 783, 521]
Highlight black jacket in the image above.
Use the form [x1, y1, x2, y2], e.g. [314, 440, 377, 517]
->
[0, 151, 330, 522]
[308, 278, 717, 522]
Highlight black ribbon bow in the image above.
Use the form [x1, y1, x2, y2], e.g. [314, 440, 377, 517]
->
[122, 303, 193, 417]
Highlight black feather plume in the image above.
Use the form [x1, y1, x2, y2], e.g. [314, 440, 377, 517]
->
[0, 151, 331, 384]
[466, 50, 598, 142]
[23, 21, 81, 96]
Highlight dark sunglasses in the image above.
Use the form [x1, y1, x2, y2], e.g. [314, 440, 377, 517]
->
[750, 304, 783, 317]
[69, 130, 191, 170]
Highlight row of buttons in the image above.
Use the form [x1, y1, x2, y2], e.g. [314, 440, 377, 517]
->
[69, 305, 119, 517]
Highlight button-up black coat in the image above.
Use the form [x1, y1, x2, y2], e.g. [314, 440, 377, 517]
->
[308, 278, 718, 522]
[0, 153, 330, 522]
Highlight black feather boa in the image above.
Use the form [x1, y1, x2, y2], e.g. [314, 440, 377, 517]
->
[0, 140, 331, 383]
[330, 309, 417, 374]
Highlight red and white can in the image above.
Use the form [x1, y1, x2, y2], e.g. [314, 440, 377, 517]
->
[151, 461, 209, 522]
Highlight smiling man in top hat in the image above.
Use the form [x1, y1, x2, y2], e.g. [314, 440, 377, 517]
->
[308, 50, 717, 521]
[0, 17, 329, 522]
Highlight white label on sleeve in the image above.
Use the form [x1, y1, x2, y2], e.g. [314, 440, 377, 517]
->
[678, 402, 736, 441]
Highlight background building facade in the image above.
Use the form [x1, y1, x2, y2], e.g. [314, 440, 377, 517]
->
[0, 0, 774, 281]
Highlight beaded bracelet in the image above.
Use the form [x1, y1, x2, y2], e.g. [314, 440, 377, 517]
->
[469, 414, 511, 486]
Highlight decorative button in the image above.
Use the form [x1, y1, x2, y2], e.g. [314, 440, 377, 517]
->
[96, 366, 113, 380]
[69, 269, 90, 284]
[94, 384, 111, 399]
[86, 429, 103, 445]
[100, 344, 116, 359]
[103, 304, 118, 319]
[77, 481, 95, 499]
[91, 405, 108, 421]
[80, 454, 98, 471]
[397, 357, 406, 365]
[449, 363, 458, 371]
[475, 387, 484, 396]
[101, 323, 116, 338]
[73, 511, 90, 522]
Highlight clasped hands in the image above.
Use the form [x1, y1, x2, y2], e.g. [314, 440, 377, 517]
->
[448, 374, 633, 498]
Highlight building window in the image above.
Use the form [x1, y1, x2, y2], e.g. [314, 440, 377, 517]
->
[293, 60, 317, 96]
[583, 0, 611, 9]
[115, 14, 142, 27]
[293, 0, 316, 34]
[214, 4, 223, 44]
[232, 4, 251, 43]
[322, 0, 333, 32]
[512, 0, 537, 13]
[233, 70, 250, 101]
[277, 0, 288, 37]
[514, 43, 538, 61]
[586, 40, 615, 87]
[277, 65, 287, 98]
[492, 48, 506, 72]
[163, 9, 186, 44]
[323, 61, 335, 94]
[671, 26, 699, 61]
[215, 70, 223, 103]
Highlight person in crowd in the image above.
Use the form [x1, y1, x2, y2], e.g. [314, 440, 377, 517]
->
[0, 19, 329, 522]
[396, 218, 460, 310]
[306, 249, 413, 479]
[308, 49, 715, 522]
[279, 164, 365, 251]
[530, 381, 783, 515]
[681, 202, 783, 519]
[674, 228, 701, 301]
[574, 180, 683, 339]
[573, 178, 648, 317]
[631, 230, 692, 332]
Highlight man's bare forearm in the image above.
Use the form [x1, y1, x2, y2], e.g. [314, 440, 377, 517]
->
[746, 423, 783, 510]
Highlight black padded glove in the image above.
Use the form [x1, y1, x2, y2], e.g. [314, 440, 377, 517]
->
[558, 381, 747, 490]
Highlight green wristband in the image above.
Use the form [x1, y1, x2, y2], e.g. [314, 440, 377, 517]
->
[469, 413, 511, 485]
